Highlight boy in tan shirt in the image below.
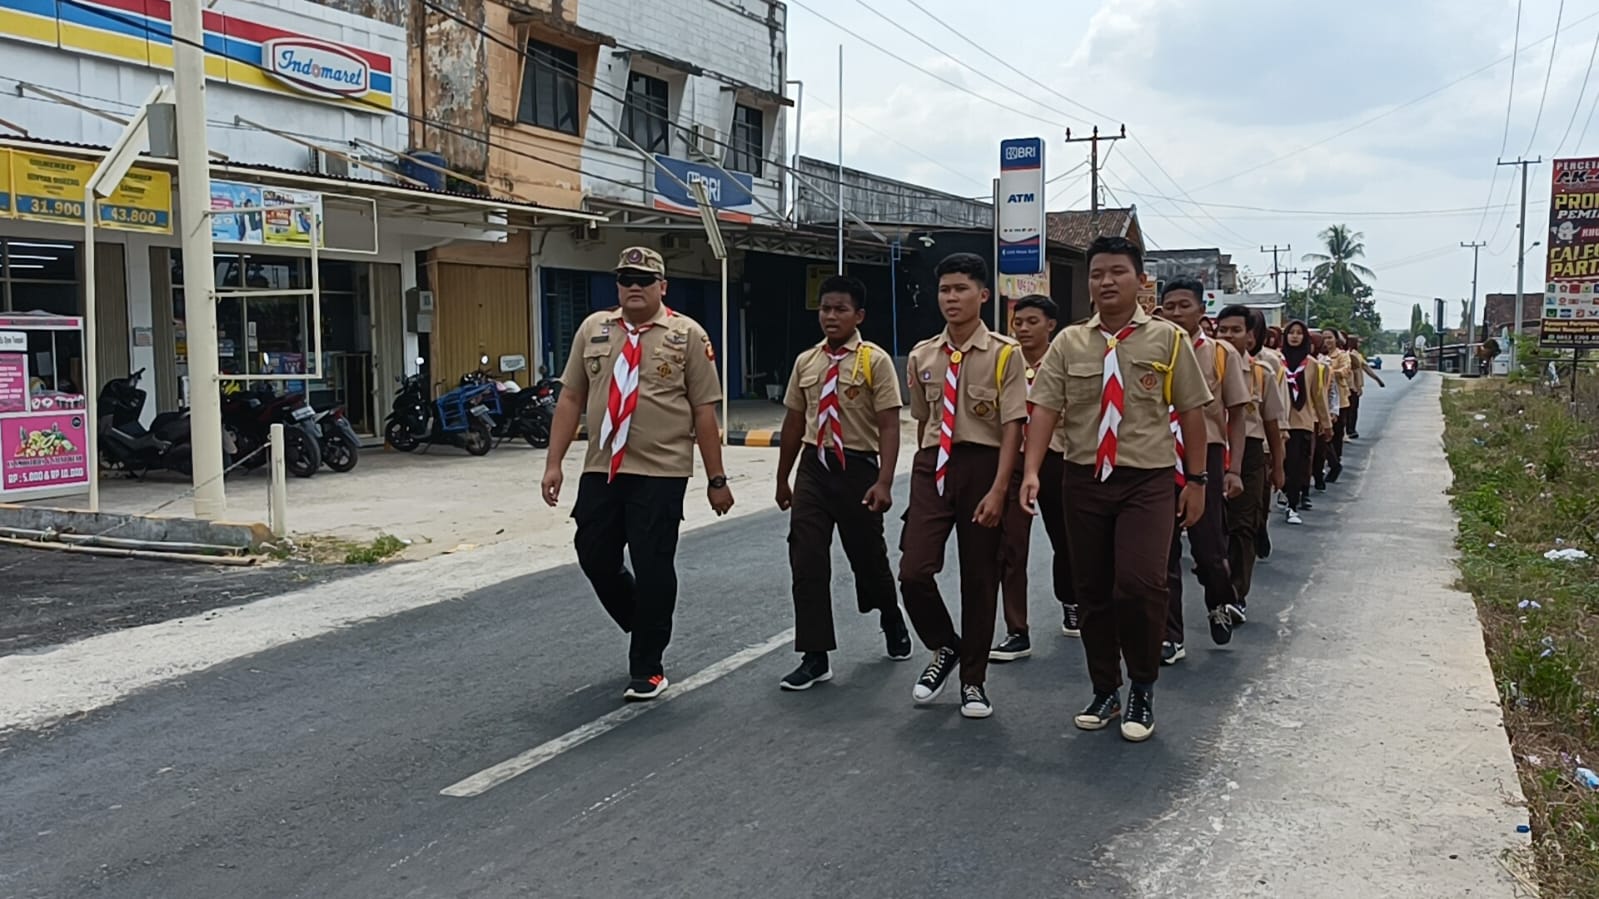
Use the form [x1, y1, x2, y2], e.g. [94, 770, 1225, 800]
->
[1022, 236, 1212, 743]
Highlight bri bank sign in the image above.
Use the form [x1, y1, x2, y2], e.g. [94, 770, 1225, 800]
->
[264, 39, 371, 98]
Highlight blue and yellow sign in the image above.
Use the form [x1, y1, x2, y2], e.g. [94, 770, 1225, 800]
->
[0, 148, 12, 217]
[8, 149, 172, 234]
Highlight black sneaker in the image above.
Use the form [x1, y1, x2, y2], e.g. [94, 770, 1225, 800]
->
[989, 632, 1032, 662]
[912, 647, 958, 704]
[1348, 431, 1360, 440]
[623, 674, 669, 702]
[779, 653, 832, 691]
[1314, 479, 1327, 492]
[1074, 690, 1121, 730]
[959, 683, 993, 719]
[1061, 603, 1082, 637]
[1208, 606, 1234, 645]
[1301, 496, 1314, 510]
[1255, 528, 1272, 559]
[883, 612, 914, 661]
[1225, 603, 1247, 627]
[1121, 685, 1155, 742]
[1161, 641, 1186, 665]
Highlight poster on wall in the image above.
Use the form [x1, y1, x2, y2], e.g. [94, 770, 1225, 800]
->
[8, 150, 171, 232]
[211, 181, 265, 243]
[0, 353, 27, 413]
[1137, 274, 1158, 314]
[99, 167, 173, 234]
[262, 188, 324, 246]
[2, 412, 89, 491]
[0, 148, 11, 217]
[1544, 156, 1599, 349]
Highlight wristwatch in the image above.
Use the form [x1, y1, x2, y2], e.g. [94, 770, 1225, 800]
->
[1187, 472, 1209, 486]
[708, 475, 728, 489]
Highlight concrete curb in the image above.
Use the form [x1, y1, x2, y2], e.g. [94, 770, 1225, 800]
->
[0, 503, 271, 552]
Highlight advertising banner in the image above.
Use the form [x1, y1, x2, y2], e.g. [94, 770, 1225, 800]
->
[262, 187, 324, 246]
[211, 181, 266, 243]
[1544, 156, 1599, 348]
[100, 166, 173, 234]
[998, 137, 1046, 276]
[0, 353, 26, 413]
[0, 148, 11, 217]
[652, 155, 756, 223]
[2, 411, 89, 492]
[7, 150, 172, 233]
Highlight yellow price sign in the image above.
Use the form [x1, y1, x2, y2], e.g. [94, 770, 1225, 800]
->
[0, 148, 12, 218]
[100, 167, 172, 234]
[9, 150, 172, 234]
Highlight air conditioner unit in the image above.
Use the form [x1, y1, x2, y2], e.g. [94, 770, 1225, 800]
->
[690, 124, 720, 160]
[659, 234, 691, 252]
[572, 223, 603, 244]
[312, 148, 350, 178]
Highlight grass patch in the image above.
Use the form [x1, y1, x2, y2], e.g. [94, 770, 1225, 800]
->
[260, 533, 408, 565]
[1443, 380, 1599, 896]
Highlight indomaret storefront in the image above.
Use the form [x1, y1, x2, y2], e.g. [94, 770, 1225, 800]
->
[0, 0, 597, 438]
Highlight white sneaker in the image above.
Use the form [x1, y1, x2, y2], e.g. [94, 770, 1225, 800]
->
[1286, 508, 1303, 525]
[959, 684, 993, 719]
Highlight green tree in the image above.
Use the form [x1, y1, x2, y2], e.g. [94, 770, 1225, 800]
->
[1302, 224, 1377, 296]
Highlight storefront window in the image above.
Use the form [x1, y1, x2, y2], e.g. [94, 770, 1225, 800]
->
[171, 251, 374, 433]
[1, 240, 80, 316]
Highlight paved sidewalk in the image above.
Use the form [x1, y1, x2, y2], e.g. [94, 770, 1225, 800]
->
[1125, 374, 1530, 898]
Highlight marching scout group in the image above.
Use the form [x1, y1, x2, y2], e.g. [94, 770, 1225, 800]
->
[541, 239, 1383, 743]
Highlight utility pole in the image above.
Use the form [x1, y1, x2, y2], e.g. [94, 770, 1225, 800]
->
[173, 0, 226, 519]
[1261, 244, 1291, 295]
[1461, 240, 1486, 349]
[1064, 125, 1125, 212]
[1498, 156, 1541, 372]
[1280, 267, 1306, 321]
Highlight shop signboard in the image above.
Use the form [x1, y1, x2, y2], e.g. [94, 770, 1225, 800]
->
[652, 155, 756, 223]
[7, 150, 172, 233]
[0, 148, 11, 217]
[998, 137, 1046, 276]
[2, 411, 89, 492]
[1544, 156, 1599, 348]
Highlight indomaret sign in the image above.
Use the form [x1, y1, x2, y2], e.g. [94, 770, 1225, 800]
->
[1544, 156, 1599, 348]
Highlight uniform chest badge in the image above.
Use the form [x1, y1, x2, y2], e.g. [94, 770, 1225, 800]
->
[588, 358, 602, 374]
[845, 385, 861, 400]
[1139, 372, 1159, 392]
[1025, 367, 1036, 380]
[665, 330, 688, 347]
[949, 350, 964, 364]
[658, 362, 673, 377]
[973, 401, 991, 417]
[921, 370, 932, 381]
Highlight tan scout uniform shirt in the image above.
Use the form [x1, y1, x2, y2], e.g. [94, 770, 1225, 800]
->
[783, 333, 903, 452]
[560, 305, 721, 477]
[1193, 336, 1251, 447]
[1284, 355, 1331, 432]
[1244, 355, 1287, 441]
[1258, 347, 1290, 431]
[1023, 351, 1068, 454]
[1029, 307, 1213, 470]
[906, 323, 1028, 451]
[1327, 349, 1352, 409]
[1349, 349, 1367, 393]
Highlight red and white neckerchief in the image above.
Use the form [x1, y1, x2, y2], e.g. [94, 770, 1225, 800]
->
[1170, 334, 1208, 484]
[598, 320, 656, 481]
[1095, 324, 1140, 482]
[816, 346, 850, 470]
[1286, 359, 1307, 405]
[935, 343, 961, 495]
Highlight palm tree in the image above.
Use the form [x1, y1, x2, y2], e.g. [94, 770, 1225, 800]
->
[1302, 224, 1376, 296]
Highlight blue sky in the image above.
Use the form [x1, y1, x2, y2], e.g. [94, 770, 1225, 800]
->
[785, 0, 1586, 328]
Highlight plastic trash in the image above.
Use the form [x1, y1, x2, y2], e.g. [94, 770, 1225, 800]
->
[1517, 824, 1531, 833]
[1518, 600, 1542, 610]
[1577, 767, 1599, 790]
[1474, 413, 1488, 421]
[1541, 636, 1557, 658]
[1545, 548, 1591, 562]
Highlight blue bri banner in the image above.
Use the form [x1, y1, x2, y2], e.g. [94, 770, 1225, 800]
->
[998, 137, 1046, 275]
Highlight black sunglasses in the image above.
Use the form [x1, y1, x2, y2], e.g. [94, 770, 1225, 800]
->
[616, 273, 660, 288]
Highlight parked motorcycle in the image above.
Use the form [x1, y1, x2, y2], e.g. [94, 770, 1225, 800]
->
[220, 384, 322, 478]
[1402, 354, 1419, 380]
[97, 369, 194, 477]
[314, 405, 361, 473]
[460, 354, 553, 449]
[384, 357, 495, 456]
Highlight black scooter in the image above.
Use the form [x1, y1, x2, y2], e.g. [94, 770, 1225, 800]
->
[1402, 354, 1419, 380]
[314, 405, 361, 472]
[459, 355, 553, 449]
[384, 357, 494, 456]
[98, 369, 194, 477]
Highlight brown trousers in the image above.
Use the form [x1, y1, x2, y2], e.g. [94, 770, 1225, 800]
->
[997, 455, 1033, 636]
[1228, 438, 1267, 602]
[1166, 443, 1237, 644]
[1063, 463, 1175, 693]
[789, 451, 899, 653]
[1285, 428, 1314, 509]
[998, 448, 1075, 638]
[899, 445, 1006, 686]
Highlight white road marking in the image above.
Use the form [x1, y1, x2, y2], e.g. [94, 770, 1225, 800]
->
[440, 628, 795, 798]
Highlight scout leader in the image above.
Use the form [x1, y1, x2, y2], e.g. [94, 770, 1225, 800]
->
[1215, 305, 1286, 615]
[990, 294, 1078, 667]
[1278, 320, 1332, 525]
[900, 252, 1027, 720]
[541, 247, 733, 703]
[773, 275, 914, 691]
[1156, 279, 1251, 665]
[1021, 236, 1212, 743]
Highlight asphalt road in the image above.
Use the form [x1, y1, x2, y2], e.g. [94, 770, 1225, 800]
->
[0, 381, 1406, 898]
